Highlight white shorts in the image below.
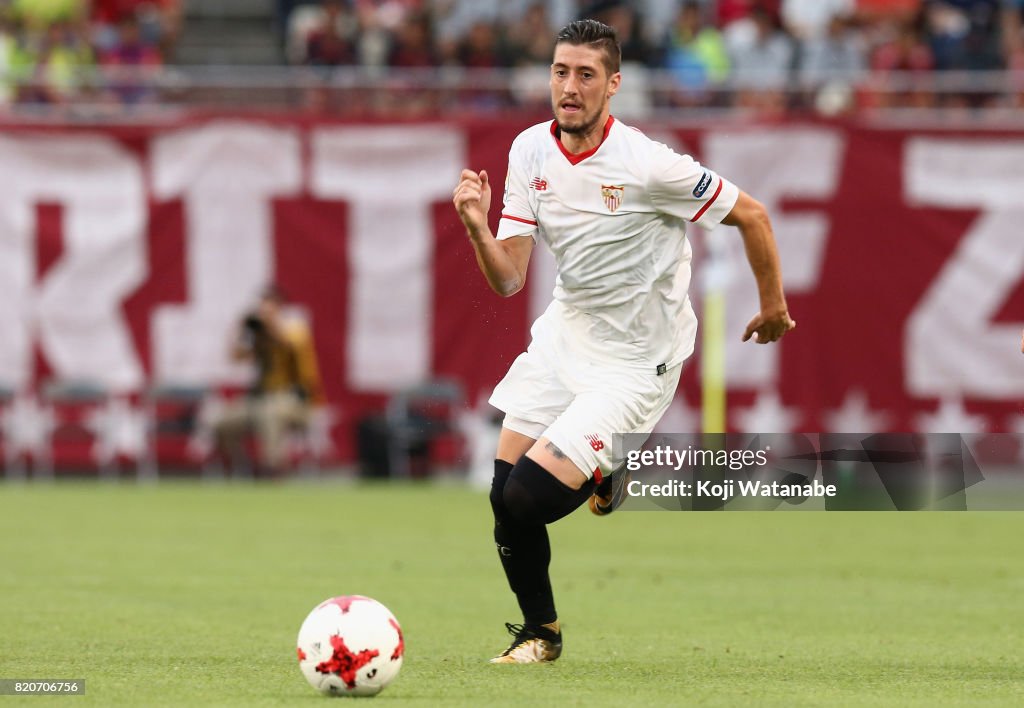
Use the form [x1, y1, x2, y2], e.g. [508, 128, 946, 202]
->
[489, 305, 683, 481]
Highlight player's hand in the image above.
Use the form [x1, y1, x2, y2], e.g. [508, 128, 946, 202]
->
[742, 308, 796, 344]
[452, 169, 492, 237]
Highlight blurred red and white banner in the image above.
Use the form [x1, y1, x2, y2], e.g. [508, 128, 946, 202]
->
[0, 117, 1021, 464]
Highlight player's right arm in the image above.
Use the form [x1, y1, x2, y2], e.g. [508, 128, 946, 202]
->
[453, 168, 534, 297]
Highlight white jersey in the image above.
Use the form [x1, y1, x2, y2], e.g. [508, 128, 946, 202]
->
[496, 116, 740, 371]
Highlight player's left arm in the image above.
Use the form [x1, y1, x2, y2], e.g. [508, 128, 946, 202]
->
[645, 143, 794, 343]
[721, 191, 796, 344]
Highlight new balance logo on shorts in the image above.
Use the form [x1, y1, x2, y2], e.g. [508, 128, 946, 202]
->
[585, 434, 604, 452]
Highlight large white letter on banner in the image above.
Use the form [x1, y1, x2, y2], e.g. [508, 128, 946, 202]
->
[150, 122, 302, 384]
[0, 136, 146, 391]
[311, 127, 464, 391]
[703, 129, 845, 387]
[905, 139, 1024, 397]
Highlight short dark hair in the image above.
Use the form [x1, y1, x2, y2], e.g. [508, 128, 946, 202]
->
[554, 19, 621, 76]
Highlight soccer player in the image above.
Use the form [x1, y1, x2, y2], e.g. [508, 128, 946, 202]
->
[452, 19, 795, 664]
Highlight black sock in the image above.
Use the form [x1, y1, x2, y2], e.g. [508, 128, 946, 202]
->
[490, 458, 556, 627]
[593, 470, 614, 498]
[493, 456, 597, 626]
[592, 462, 627, 506]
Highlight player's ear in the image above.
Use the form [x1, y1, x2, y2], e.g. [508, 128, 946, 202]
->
[607, 71, 621, 99]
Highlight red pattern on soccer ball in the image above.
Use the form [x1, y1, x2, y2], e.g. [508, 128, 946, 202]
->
[317, 595, 372, 614]
[389, 618, 404, 661]
[296, 647, 306, 661]
[315, 634, 380, 689]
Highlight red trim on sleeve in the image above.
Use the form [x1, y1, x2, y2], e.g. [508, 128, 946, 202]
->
[550, 116, 615, 166]
[690, 179, 724, 223]
[593, 467, 603, 484]
[501, 214, 538, 226]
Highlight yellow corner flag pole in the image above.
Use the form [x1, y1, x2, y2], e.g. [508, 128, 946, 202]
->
[701, 234, 731, 435]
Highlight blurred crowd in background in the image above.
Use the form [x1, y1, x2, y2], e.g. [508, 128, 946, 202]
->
[282, 0, 1024, 112]
[2, 0, 1024, 112]
[0, 0, 180, 106]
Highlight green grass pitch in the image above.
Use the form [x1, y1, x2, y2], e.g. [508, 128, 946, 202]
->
[1, 481, 1022, 706]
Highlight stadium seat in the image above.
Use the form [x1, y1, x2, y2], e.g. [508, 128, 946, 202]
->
[384, 378, 467, 479]
[139, 383, 213, 480]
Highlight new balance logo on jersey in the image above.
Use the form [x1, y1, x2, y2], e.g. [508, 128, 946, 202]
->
[530, 177, 548, 191]
[601, 184, 624, 212]
[585, 434, 605, 451]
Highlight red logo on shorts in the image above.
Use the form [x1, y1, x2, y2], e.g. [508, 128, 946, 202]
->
[585, 434, 604, 451]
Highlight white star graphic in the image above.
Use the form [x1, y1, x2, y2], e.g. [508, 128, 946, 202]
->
[301, 406, 337, 460]
[1005, 413, 1024, 463]
[0, 394, 55, 457]
[458, 397, 502, 490]
[914, 397, 988, 434]
[733, 389, 801, 434]
[187, 394, 224, 460]
[86, 397, 148, 462]
[1006, 412, 1024, 436]
[654, 394, 702, 435]
[823, 389, 893, 433]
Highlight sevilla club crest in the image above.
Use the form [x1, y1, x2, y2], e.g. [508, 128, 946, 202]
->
[601, 184, 624, 212]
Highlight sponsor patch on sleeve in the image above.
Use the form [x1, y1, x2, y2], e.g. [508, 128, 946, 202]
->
[693, 171, 714, 198]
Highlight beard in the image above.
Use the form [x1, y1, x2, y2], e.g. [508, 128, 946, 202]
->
[553, 103, 604, 136]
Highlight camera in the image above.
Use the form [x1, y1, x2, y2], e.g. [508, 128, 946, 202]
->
[243, 313, 265, 334]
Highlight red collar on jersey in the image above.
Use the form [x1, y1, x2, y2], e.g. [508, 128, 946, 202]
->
[550, 115, 615, 166]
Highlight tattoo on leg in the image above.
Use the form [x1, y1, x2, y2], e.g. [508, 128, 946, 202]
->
[545, 441, 568, 460]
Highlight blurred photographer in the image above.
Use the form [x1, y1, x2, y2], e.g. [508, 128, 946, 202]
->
[213, 285, 325, 476]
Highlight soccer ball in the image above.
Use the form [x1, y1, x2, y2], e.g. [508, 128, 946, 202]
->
[296, 595, 404, 697]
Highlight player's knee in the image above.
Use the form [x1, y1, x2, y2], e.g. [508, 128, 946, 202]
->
[502, 475, 542, 525]
[490, 459, 515, 517]
[504, 455, 593, 526]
